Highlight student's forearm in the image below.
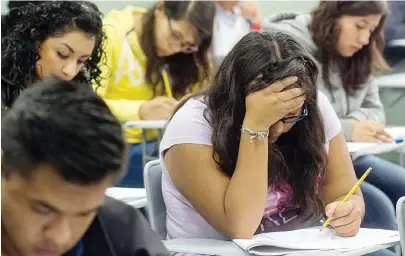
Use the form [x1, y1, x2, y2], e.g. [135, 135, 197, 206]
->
[347, 108, 386, 124]
[223, 120, 269, 238]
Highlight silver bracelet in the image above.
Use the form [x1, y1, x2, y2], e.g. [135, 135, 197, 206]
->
[241, 126, 269, 143]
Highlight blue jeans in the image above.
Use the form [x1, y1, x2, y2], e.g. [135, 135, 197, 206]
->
[360, 182, 397, 230]
[354, 155, 405, 207]
[360, 182, 397, 254]
[117, 142, 158, 188]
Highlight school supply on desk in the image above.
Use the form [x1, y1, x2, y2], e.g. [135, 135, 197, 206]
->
[233, 227, 399, 255]
[161, 69, 173, 98]
[320, 167, 372, 231]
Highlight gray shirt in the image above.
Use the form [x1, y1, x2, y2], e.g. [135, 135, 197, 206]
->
[263, 13, 386, 141]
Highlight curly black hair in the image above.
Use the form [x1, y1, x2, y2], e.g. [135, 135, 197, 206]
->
[1, 1, 106, 108]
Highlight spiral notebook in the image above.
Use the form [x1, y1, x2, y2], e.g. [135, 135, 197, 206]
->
[233, 227, 399, 255]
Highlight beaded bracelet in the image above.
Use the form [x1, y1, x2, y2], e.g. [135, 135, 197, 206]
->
[241, 126, 269, 143]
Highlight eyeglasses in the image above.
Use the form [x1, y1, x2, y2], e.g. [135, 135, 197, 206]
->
[281, 103, 308, 123]
[167, 17, 199, 54]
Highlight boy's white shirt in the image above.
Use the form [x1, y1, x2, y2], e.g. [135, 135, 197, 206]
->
[213, 5, 251, 57]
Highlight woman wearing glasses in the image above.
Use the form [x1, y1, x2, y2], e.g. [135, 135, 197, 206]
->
[160, 31, 369, 253]
[97, 1, 216, 187]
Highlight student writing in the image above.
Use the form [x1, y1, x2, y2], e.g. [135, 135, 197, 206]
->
[96, 0, 216, 187]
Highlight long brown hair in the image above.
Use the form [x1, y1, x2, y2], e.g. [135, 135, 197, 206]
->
[139, 1, 215, 98]
[309, 1, 389, 95]
[171, 31, 327, 216]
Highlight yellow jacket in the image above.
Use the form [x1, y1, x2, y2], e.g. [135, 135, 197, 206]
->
[96, 7, 170, 144]
[96, 7, 209, 144]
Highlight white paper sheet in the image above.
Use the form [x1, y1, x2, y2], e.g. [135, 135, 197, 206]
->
[105, 187, 147, 203]
[233, 227, 399, 255]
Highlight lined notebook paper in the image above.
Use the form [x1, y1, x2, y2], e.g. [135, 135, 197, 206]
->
[233, 227, 399, 255]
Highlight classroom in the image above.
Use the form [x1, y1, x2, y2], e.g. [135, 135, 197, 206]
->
[1, 1, 405, 256]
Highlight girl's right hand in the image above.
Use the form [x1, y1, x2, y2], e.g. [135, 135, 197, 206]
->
[351, 120, 393, 143]
[139, 97, 178, 120]
[244, 76, 305, 131]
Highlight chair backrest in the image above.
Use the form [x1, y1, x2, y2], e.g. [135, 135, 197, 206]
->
[397, 196, 405, 255]
[144, 160, 167, 240]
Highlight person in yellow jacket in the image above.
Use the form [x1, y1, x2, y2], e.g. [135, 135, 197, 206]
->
[96, 1, 216, 187]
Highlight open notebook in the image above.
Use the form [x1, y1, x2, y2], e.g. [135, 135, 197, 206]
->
[233, 227, 399, 256]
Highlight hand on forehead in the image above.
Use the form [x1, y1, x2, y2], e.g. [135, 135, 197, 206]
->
[282, 81, 301, 92]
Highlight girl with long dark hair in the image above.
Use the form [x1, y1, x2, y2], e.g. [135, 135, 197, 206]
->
[159, 31, 375, 255]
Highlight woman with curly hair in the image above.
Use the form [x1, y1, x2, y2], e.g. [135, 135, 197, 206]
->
[264, 1, 405, 238]
[157, 31, 395, 255]
[98, 1, 216, 187]
[1, 1, 45, 37]
[1, 1, 105, 109]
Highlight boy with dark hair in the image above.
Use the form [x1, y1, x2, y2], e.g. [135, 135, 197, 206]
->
[1, 78, 168, 256]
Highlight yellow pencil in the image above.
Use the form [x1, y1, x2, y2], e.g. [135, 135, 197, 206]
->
[320, 167, 372, 231]
[161, 69, 173, 98]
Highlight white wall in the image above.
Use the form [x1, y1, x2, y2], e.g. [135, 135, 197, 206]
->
[2, 1, 319, 16]
[95, 1, 319, 16]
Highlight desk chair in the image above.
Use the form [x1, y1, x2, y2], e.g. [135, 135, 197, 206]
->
[143, 160, 248, 255]
[123, 121, 167, 167]
[397, 196, 405, 256]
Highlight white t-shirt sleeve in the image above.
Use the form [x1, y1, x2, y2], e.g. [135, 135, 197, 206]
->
[160, 99, 213, 156]
[318, 91, 342, 142]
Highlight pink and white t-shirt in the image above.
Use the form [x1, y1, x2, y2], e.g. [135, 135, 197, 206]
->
[159, 91, 342, 242]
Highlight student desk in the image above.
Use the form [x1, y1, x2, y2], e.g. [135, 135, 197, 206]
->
[388, 39, 405, 48]
[163, 238, 398, 256]
[123, 120, 167, 166]
[105, 187, 147, 209]
[375, 72, 405, 113]
[347, 126, 405, 167]
[375, 73, 405, 89]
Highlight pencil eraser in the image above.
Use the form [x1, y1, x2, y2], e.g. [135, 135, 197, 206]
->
[395, 138, 404, 144]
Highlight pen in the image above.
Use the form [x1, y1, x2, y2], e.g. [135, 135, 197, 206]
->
[320, 167, 372, 231]
[161, 69, 173, 98]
